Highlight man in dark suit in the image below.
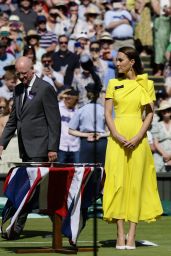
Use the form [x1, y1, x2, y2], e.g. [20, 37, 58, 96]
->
[0, 56, 61, 239]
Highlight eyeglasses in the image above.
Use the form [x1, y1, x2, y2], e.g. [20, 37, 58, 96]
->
[49, 13, 58, 17]
[63, 96, 73, 100]
[59, 41, 68, 45]
[0, 106, 5, 109]
[42, 59, 51, 64]
[90, 47, 100, 52]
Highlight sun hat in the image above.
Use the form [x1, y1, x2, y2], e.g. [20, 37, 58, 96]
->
[25, 29, 40, 40]
[156, 100, 171, 111]
[55, 0, 67, 6]
[9, 15, 20, 22]
[94, 19, 103, 26]
[85, 5, 100, 15]
[76, 32, 89, 40]
[0, 26, 10, 37]
[99, 31, 113, 41]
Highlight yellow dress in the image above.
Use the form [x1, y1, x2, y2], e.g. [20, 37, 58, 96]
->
[103, 74, 163, 223]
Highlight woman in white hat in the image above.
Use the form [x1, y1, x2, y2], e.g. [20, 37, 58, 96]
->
[151, 100, 171, 172]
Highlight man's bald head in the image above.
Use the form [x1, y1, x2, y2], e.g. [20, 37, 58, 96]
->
[15, 56, 33, 70]
[15, 56, 34, 85]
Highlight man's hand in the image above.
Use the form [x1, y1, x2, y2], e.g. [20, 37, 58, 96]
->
[0, 145, 4, 159]
[48, 151, 57, 162]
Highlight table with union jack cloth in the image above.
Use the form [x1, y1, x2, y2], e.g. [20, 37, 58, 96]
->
[1, 164, 104, 254]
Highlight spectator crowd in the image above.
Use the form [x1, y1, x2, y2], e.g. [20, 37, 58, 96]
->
[0, 0, 171, 172]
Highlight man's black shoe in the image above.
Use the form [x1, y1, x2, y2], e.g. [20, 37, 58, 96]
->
[1, 232, 20, 240]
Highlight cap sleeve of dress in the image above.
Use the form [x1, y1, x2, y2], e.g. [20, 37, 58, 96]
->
[105, 79, 115, 99]
[136, 74, 156, 106]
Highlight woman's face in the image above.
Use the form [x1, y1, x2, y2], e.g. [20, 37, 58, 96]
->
[29, 37, 38, 46]
[161, 109, 171, 120]
[90, 43, 100, 60]
[116, 51, 134, 74]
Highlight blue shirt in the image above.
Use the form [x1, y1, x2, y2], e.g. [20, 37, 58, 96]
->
[69, 103, 106, 133]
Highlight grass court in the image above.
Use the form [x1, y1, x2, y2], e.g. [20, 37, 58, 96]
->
[0, 216, 171, 256]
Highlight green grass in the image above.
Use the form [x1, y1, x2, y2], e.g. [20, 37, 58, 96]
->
[0, 216, 171, 255]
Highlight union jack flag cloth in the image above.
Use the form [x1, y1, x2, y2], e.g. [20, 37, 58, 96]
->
[1, 165, 104, 245]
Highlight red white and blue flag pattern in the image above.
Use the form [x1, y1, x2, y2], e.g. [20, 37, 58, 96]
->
[1, 166, 103, 244]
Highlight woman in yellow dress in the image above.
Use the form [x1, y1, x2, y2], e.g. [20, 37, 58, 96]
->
[103, 46, 163, 250]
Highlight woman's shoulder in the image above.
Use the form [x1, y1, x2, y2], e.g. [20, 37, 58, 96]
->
[108, 78, 122, 83]
[107, 78, 125, 87]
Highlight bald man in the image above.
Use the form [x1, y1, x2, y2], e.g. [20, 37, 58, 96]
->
[0, 57, 61, 239]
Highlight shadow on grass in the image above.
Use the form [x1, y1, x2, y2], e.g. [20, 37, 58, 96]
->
[1, 246, 54, 254]
[1, 230, 52, 241]
[21, 230, 52, 239]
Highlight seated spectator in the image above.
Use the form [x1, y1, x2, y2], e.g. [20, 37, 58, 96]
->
[0, 26, 15, 57]
[22, 46, 57, 91]
[89, 40, 108, 89]
[0, 41, 15, 80]
[58, 88, 80, 163]
[25, 29, 46, 62]
[84, 5, 101, 40]
[51, 34, 80, 89]
[0, 10, 9, 29]
[163, 34, 171, 79]
[41, 52, 64, 92]
[0, 71, 17, 100]
[33, 0, 48, 16]
[131, 0, 153, 56]
[22, 44, 42, 74]
[0, 0, 12, 15]
[98, 31, 117, 87]
[46, 4, 70, 36]
[13, 0, 38, 33]
[78, 0, 98, 21]
[151, 100, 171, 172]
[36, 15, 58, 53]
[75, 32, 90, 54]
[68, 1, 87, 38]
[104, 0, 134, 50]
[152, 0, 171, 76]
[92, 18, 105, 41]
[8, 15, 25, 58]
[73, 41, 85, 57]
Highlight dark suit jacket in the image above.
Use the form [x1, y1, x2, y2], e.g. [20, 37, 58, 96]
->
[0, 76, 61, 159]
